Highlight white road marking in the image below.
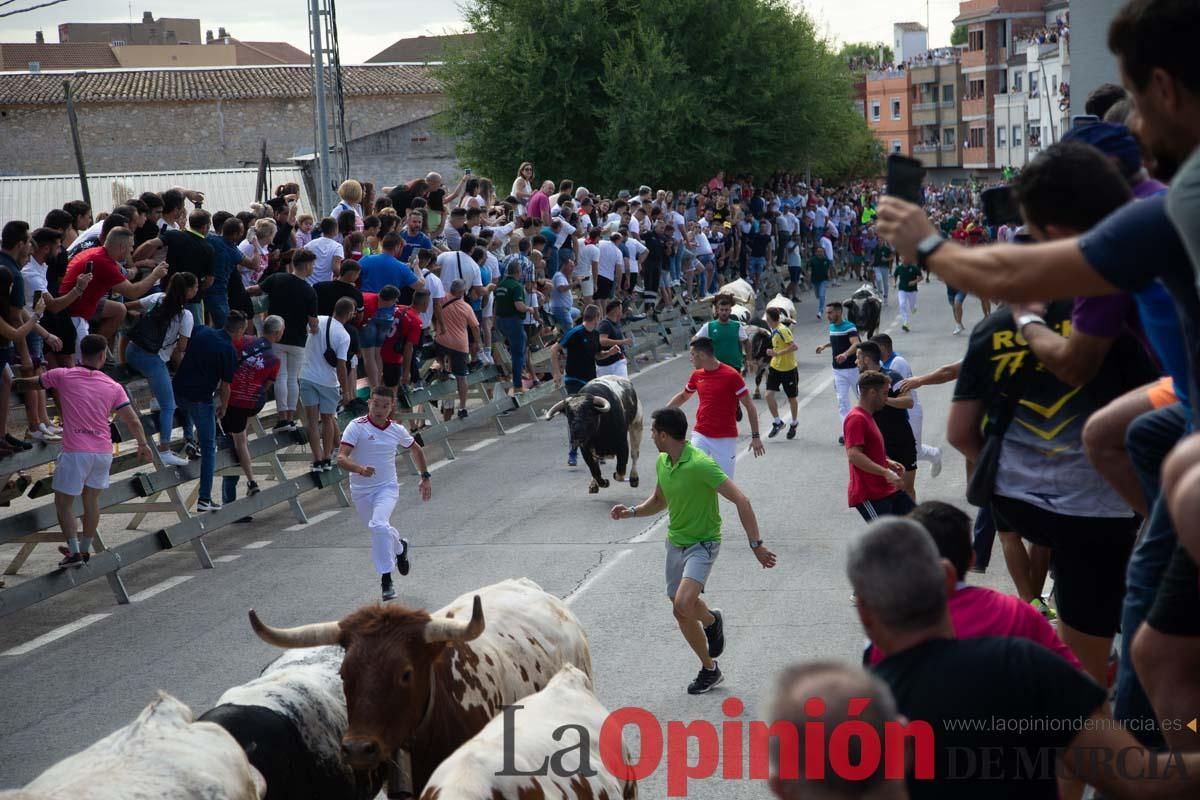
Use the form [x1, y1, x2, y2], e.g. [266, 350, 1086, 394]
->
[564, 549, 633, 606]
[129, 575, 194, 603]
[427, 460, 451, 473]
[243, 540, 273, 550]
[285, 510, 339, 531]
[462, 438, 498, 452]
[505, 423, 533, 434]
[213, 554, 242, 563]
[2, 613, 110, 656]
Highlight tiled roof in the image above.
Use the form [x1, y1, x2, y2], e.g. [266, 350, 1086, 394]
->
[367, 33, 477, 64]
[0, 63, 439, 105]
[232, 40, 311, 65]
[0, 43, 120, 71]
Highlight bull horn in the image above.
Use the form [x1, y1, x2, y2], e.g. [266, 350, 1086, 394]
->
[545, 399, 568, 420]
[424, 595, 485, 644]
[591, 396, 611, 412]
[248, 610, 342, 649]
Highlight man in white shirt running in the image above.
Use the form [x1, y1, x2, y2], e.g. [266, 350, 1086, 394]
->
[337, 386, 433, 600]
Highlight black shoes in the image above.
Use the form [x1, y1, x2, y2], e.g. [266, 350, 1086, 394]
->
[396, 538, 410, 576]
[4, 434, 31, 452]
[768, 421, 785, 438]
[381, 573, 396, 601]
[688, 661, 724, 694]
[787, 423, 798, 440]
[705, 609, 725, 658]
[246, 480, 260, 496]
[838, 436, 845, 445]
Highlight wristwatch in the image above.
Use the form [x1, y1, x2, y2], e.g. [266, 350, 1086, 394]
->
[420, 471, 432, 480]
[915, 233, 946, 269]
[625, 505, 638, 518]
[750, 540, 764, 549]
[1015, 314, 1047, 335]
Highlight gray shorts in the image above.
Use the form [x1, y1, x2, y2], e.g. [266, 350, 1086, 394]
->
[665, 539, 720, 599]
[299, 379, 340, 414]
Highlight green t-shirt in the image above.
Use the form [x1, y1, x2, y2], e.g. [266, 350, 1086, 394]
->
[656, 442, 727, 547]
[494, 277, 526, 318]
[872, 243, 894, 267]
[894, 264, 922, 292]
[807, 255, 831, 283]
[706, 319, 744, 369]
[940, 216, 960, 235]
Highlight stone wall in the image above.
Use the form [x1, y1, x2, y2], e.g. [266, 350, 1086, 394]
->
[0, 93, 445, 176]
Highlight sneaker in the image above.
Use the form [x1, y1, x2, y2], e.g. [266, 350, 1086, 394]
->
[246, 480, 261, 496]
[567, 451, 578, 467]
[183, 439, 201, 459]
[902, 324, 910, 333]
[381, 573, 396, 601]
[457, 409, 468, 420]
[816, 313, 823, 320]
[705, 609, 725, 658]
[160, 450, 190, 467]
[57, 545, 90, 564]
[838, 436, 845, 445]
[786, 423, 798, 440]
[953, 324, 965, 336]
[321, 459, 334, 472]
[37, 424, 62, 441]
[396, 538, 410, 576]
[30, 429, 60, 442]
[1031, 597, 1057, 621]
[929, 447, 943, 478]
[768, 420, 785, 439]
[311, 461, 323, 473]
[4, 434, 31, 451]
[687, 662, 724, 694]
[58, 551, 87, 568]
[197, 498, 222, 513]
[45, 422, 64, 435]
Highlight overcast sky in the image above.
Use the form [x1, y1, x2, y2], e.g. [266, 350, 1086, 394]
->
[4, 0, 957, 64]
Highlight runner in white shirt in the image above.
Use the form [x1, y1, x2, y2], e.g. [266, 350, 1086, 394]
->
[337, 387, 433, 600]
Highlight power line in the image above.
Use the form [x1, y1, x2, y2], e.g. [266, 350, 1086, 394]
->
[0, 0, 71, 19]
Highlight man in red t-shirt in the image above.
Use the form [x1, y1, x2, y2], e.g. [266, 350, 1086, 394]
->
[381, 290, 430, 394]
[845, 369, 912, 521]
[667, 338, 764, 478]
[60, 227, 167, 361]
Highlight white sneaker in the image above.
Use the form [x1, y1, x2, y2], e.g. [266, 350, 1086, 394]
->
[31, 428, 60, 442]
[930, 447, 943, 478]
[953, 324, 964, 335]
[44, 422, 64, 435]
[160, 451, 190, 467]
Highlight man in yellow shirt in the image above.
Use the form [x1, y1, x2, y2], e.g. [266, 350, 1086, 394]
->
[764, 307, 800, 438]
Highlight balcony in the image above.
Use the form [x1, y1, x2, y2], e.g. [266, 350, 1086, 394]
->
[913, 144, 940, 153]
[962, 48, 986, 69]
[962, 96, 989, 118]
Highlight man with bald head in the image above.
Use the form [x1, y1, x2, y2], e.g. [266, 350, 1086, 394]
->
[768, 662, 908, 800]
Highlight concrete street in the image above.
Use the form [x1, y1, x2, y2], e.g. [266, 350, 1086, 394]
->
[0, 283, 1019, 797]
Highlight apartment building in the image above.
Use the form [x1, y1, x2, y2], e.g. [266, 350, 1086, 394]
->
[993, 1, 1071, 168]
[865, 68, 914, 158]
[909, 54, 964, 170]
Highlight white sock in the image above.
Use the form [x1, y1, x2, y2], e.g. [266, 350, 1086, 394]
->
[66, 536, 79, 555]
[773, 417, 783, 424]
[79, 535, 93, 555]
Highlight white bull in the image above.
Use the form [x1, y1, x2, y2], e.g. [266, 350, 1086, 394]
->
[0, 694, 265, 800]
[418, 665, 636, 800]
[765, 293, 796, 324]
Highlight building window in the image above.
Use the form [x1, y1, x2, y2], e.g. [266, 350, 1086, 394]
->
[969, 29, 984, 51]
[1029, 72, 1039, 98]
[943, 127, 956, 146]
[998, 126, 1007, 147]
[1014, 125, 1024, 146]
[891, 140, 902, 154]
[871, 100, 880, 122]
[891, 98, 902, 120]
[1013, 71, 1023, 91]
[969, 79, 985, 100]
[942, 84, 954, 102]
[968, 128, 985, 148]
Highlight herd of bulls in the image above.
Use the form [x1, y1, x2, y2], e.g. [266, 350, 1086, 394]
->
[0, 579, 637, 800]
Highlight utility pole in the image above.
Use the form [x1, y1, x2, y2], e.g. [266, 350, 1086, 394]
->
[309, 0, 333, 215]
[63, 79, 91, 209]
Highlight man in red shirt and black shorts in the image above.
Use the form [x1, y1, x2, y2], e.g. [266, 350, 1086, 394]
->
[845, 370, 912, 521]
[381, 289, 430, 396]
[667, 337, 764, 478]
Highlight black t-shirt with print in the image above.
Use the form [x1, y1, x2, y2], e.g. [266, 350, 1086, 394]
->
[875, 367, 916, 459]
[160, 229, 214, 282]
[259, 272, 317, 348]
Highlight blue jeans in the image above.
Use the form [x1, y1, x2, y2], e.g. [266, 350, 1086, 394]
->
[125, 343, 174, 447]
[813, 280, 828, 315]
[671, 246, 684, 282]
[1114, 402, 1188, 745]
[222, 475, 240, 505]
[206, 296, 230, 329]
[496, 316, 526, 388]
[550, 307, 577, 333]
[873, 267, 890, 301]
[973, 505, 995, 571]
[180, 399, 217, 502]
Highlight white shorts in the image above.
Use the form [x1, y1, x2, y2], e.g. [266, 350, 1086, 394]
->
[53, 451, 113, 495]
[595, 359, 628, 378]
[690, 432, 736, 478]
[71, 316, 90, 359]
[579, 276, 594, 297]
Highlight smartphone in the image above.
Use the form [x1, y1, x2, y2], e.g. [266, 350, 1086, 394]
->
[84, 261, 94, 274]
[1071, 114, 1100, 129]
[886, 154, 925, 205]
[981, 186, 1022, 227]
[33, 290, 43, 306]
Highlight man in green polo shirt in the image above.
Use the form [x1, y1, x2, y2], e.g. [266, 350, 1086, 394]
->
[610, 406, 776, 694]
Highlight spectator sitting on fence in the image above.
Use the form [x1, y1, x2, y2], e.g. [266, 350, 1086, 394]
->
[44, 333, 153, 567]
[221, 314, 284, 520]
[173, 311, 241, 513]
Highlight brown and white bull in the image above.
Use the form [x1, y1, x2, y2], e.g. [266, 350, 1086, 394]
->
[419, 664, 636, 800]
[246, 578, 592, 797]
[0, 694, 265, 800]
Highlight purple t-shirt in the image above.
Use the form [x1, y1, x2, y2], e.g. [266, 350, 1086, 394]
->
[1071, 293, 1137, 338]
[1134, 177, 1169, 200]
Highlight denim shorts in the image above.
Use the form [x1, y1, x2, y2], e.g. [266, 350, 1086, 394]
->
[946, 285, 967, 305]
[359, 317, 392, 349]
[25, 332, 44, 366]
[299, 379, 340, 414]
[748, 256, 767, 274]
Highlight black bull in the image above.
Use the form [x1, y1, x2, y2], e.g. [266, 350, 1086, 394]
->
[844, 286, 882, 340]
[546, 375, 643, 493]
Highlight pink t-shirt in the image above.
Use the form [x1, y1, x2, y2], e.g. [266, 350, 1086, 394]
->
[527, 190, 550, 221]
[868, 585, 1082, 670]
[41, 367, 131, 454]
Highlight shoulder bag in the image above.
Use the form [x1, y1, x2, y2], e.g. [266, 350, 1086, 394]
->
[965, 351, 1039, 507]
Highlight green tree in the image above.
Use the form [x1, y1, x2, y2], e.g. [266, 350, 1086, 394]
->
[439, 0, 877, 191]
[837, 41, 895, 71]
[951, 25, 967, 46]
